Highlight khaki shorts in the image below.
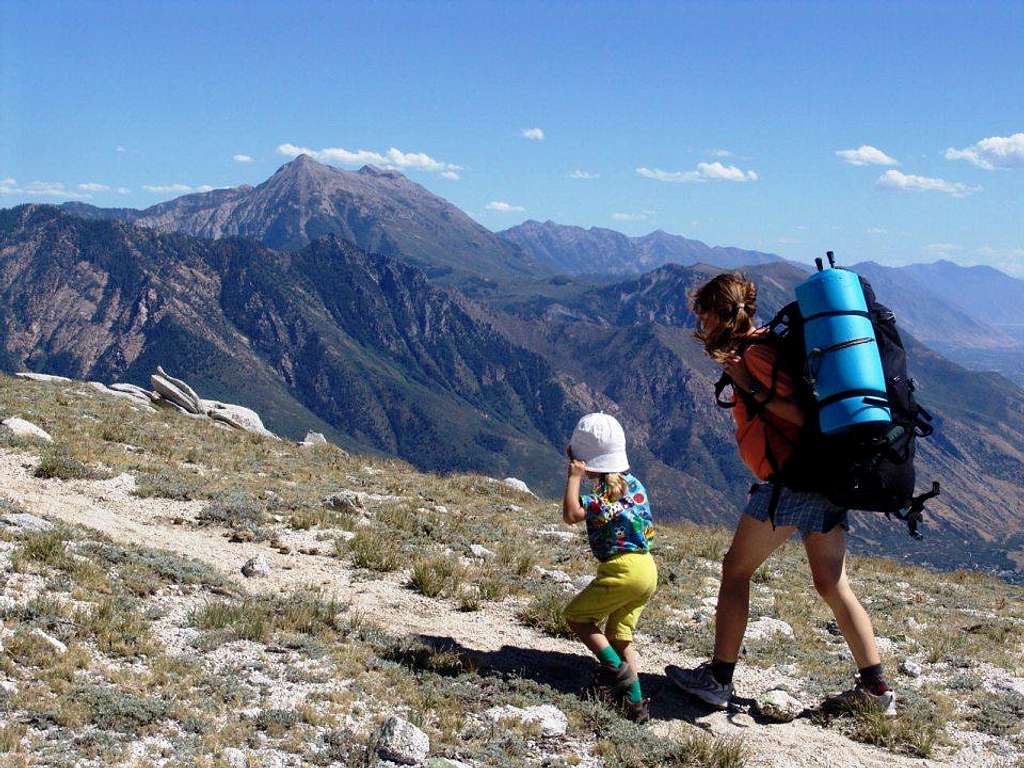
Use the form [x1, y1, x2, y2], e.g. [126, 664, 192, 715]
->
[562, 551, 657, 641]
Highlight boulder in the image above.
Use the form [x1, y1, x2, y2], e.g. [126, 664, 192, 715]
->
[900, 659, 923, 678]
[0, 512, 55, 533]
[469, 544, 495, 560]
[746, 616, 794, 642]
[29, 628, 67, 656]
[14, 372, 71, 384]
[205, 401, 277, 439]
[241, 556, 271, 578]
[1, 417, 52, 443]
[151, 369, 203, 414]
[110, 382, 159, 402]
[375, 716, 430, 765]
[501, 477, 535, 496]
[299, 431, 328, 448]
[483, 704, 568, 738]
[755, 688, 805, 723]
[324, 491, 366, 515]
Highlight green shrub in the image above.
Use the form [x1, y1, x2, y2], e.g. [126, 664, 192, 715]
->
[346, 529, 402, 572]
[197, 491, 267, 535]
[516, 588, 571, 638]
[69, 685, 168, 733]
[409, 554, 465, 598]
[133, 469, 202, 501]
[33, 449, 110, 481]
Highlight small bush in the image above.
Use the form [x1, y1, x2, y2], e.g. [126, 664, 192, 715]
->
[517, 588, 571, 638]
[80, 542, 226, 589]
[192, 599, 269, 643]
[33, 449, 110, 481]
[133, 469, 202, 501]
[409, 554, 465, 599]
[13, 529, 71, 570]
[77, 597, 154, 657]
[197, 491, 267, 536]
[346, 529, 402, 572]
[967, 691, 1024, 736]
[69, 685, 168, 733]
[496, 539, 535, 577]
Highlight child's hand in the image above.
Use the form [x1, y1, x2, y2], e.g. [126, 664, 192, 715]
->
[723, 354, 755, 391]
[567, 459, 588, 481]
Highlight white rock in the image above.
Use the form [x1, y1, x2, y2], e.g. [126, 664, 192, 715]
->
[434, 505, 449, 515]
[483, 704, 568, 738]
[151, 368, 203, 414]
[221, 747, 248, 768]
[324, 491, 365, 515]
[0, 680, 17, 695]
[755, 689, 805, 723]
[900, 659, 923, 678]
[745, 617, 794, 642]
[375, 716, 429, 765]
[502, 477, 534, 495]
[241, 555, 271, 578]
[535, 567, 574, 585]
[14, 372, 71, 384]
[875, 636, 895, 655]
[30, 628, 67, 655]
[1, 417, 52, 443]
[469, 544, 495, 560]
[205, 401, 278, 439]
[300, 431, 328, 448]
[336, 531, 356, 542]
[0, 512, 55, 533]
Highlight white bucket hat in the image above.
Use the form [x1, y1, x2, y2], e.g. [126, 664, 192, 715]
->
[569, 412, 629, 473]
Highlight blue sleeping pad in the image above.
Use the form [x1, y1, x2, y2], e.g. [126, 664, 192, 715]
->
[795, 266, 892, 434]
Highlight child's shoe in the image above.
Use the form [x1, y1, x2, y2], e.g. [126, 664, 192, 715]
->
[595, 661, 637, 700]
[622, 697, 651, 724]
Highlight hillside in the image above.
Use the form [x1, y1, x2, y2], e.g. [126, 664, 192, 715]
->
[63, 155, 546, 288]
[1, 374, 1023, 767]
[0, 204, 579, 488]
[498, 220, 781, 275]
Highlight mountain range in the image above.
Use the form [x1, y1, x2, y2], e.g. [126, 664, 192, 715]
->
[498, 219, 782, 275]
[1, 155, 1019, 577]
[64, 155, 546, 291]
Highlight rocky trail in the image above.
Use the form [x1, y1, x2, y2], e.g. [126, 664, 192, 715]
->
[0, 449, 1008, 768]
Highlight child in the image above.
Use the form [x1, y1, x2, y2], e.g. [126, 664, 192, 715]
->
[561, 412, 657, 723]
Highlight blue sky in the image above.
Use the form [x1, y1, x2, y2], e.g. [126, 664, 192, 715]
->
[2, 1, 1022, 274]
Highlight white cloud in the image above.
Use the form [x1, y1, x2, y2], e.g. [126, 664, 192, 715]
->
[143, 183, 200, 194]
[116, 187, 131, 195]
[866, 227, 887, 235]
[569, 169, 599, 179]
[233, 154, 254, 163]
[486, 201, 525, 212]
[711, 149, 733, 158]
[440, 170, 460, 180]
[945, 132, 1024, 170]
[636, 161, 758, 183]
[876, 169, 980, 197]
[925, 243, 962, 253]
[0, 179, 90, 199]
[276, 143, 461, 177]
[521, 128, 544, 141]
[115, 145, 126, 153]
[835, 145, 899, 166]
[78, 182, 111, 192]
[611, 211, 651, 221]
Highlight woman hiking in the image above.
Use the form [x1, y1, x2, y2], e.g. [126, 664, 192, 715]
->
[666, 272, 895, 716]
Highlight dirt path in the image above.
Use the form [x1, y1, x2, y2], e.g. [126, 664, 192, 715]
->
[0, 450, 983, 768]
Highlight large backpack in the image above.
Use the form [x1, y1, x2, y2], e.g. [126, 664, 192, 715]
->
[715, 258, 940, 538]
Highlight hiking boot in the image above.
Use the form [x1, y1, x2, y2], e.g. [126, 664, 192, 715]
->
[666, 662, 733, 709]
[622, 697, 651, 724]
[594, 662, 638, 701]
[823, 679, 897, 718]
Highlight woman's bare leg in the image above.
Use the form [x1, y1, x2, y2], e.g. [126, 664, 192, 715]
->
[803, 526, 881, 669]
[714, 515, 796, 662]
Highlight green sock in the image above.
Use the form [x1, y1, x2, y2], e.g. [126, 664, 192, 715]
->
[597, 645, 622, 667]
[626, 678, 643, 704]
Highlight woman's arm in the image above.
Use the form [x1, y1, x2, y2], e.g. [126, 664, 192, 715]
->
[563, 459, 588, 524]
[724, 352, 806, 427]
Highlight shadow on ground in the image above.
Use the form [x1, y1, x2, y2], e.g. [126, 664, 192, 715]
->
[413, 634, 769, 725]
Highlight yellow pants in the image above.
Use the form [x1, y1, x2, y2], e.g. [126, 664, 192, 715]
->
[563, 551, 657, 641]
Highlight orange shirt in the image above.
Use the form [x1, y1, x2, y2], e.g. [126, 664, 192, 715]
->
[733, 343, 803, 480]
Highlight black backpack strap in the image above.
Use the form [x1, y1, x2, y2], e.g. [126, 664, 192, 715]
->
[891, 481, 940, 540]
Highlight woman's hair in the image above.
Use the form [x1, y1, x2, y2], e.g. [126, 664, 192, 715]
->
[599, 472, 628, 501]
[690, 272, 758, 363]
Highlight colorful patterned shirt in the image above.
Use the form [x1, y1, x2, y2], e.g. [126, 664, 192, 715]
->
[580, 473, 655, 562]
